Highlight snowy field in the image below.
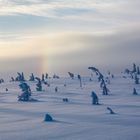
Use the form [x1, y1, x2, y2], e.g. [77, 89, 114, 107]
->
[0, 74, 140, 140]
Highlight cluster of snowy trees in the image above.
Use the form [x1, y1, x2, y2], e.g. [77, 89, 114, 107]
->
[68, 72, 82, 87]
[10, 72, 25, 82]
[17, 72, 61, 101]
[6, 64, 138, 105]
[125, 63, 140, 75]
[125, 63, 139, 84]
[88, 67, 109, 95]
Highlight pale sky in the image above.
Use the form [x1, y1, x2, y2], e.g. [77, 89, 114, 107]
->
[0, 0, 140, 78]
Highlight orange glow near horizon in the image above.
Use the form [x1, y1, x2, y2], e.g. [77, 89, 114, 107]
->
[0, 32, 88, 74]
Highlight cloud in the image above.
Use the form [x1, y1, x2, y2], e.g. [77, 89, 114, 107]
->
[0, 0, 139, 20]
[0, 21, 139, 76]
[0, 0, 139, 76]
[0, 0, 140, 40]
[43, 23, 140, 74]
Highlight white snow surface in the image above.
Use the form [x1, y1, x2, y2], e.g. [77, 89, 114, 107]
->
[0, 75, 140, 140]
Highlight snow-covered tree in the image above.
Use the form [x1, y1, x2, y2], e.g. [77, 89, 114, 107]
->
[78, 74, 82, 88]
[137, 67, 140, 75]
[0, 79, 4, 84]
[68, 72, 74, 79]
[132, 63, 137, 73]
[91, 91, 99, 105]
[103, 85, 109, 95]
[107, 107, 115, 114]
[29, 73, 35, 81]
[18, 82, 31, 101]
[124, 68, 130, 74]
[63, 98, 69, 102]
[45, 73, 49, 79]
[134, 74, 139, 84]
[133, 88, 138, 95]
[11, 77, 15, 82]
[42, 74, 45, 82]
[88, 67, 109, 95]
[44, 114, 53, 122]
[111, 74, 114, 78]
[53, 74, 59, 79]
[36, 77, 42, 91]
[16, 72, 25, 81]
[55, 87, 58, 92]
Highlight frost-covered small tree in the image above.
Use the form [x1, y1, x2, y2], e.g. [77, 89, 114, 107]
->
[44, 114, 53, 122]
[132, 63, 137, 73]
[68, 72, 74, 79]
[0, 79, 4, 84]
[124, 64, 139, 76]
[91, 91, 99, 105]
[45, 73, 48, 79]
[55, 87, 58, 92]
[134, 74, 139, 84]
[16, 72, 25, 81]
[107, 107, 115, 114]
[78, 74, 82, 88]
[44, 80, 49, 86]
[103, 85, 109, 95]
[124, 68, 130, 74]
[111, 74, 114, 78]
[18, 82, 31, 101]
[124, 64, 140, 84]
[100, 79, 105, 88]
[21, 72, 25, 81]
[53, 74, 59, 79]
[29, 73, 35, 81]
[42, 74, 45, 82]
[11, 77, 15, 82]
[63, 98, 69, 102]
[137, 67, 140, 75]
[133, 88, 138, 95]
[36, 77, 42, 91]
[89, 73, 93, 81]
